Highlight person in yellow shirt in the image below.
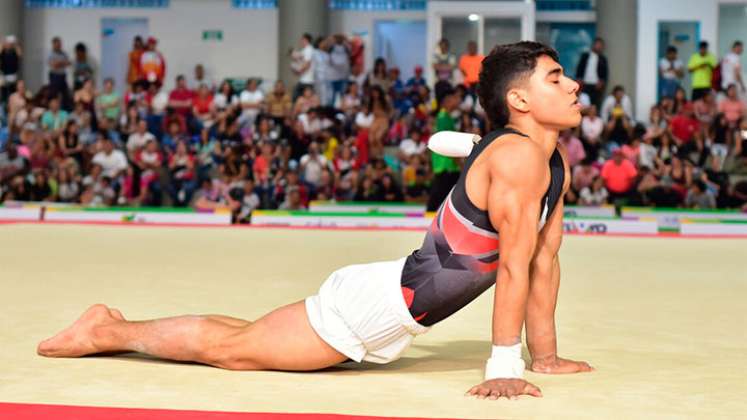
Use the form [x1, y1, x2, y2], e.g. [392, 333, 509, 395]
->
[687, 41, 717, 101]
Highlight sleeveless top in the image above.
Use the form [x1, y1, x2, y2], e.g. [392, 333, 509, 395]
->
[399, 127, 566, 326]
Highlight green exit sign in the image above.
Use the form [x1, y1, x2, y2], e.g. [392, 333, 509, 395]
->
[202, 30, 223, 41]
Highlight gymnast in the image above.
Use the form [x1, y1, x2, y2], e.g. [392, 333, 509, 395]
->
[38, 41, 592, 400]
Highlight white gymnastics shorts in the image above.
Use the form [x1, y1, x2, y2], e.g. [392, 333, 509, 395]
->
[305, 257, 431, 364]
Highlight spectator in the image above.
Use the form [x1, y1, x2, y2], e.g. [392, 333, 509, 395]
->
[47, 37, 71, 109]
[427, 91, 460, 211]
[168, 140, 196, 206]
[56, 165, 80, 203]
[709, 113, 731, 168]
[7, 79, 28, 132]
[293, 85, 320, 117]
[558, 129, 586, 167]
[189, 64, 214, 92]
[327, 34, 351, 107]
[299, 141, 328, 187]
[127, 36, 145, 87]
[720, 40, 744, 93]
[368, 85, 392, 159]
[72, 42, 94, 91]
[312, 36, 333, 107]
[139, 37, 166, 87]
[192, 83, 214, 127]
[685, 179, 716, 208]
[575, 37, 608, 108]
[687, 41, 717, 101]
[603, 87, 633, 146]
[600, 85, 633, 122]
[639, 129, 658, 170]
[672, 86, 689, 115]
[717, 84, 745, 127]
[0, 142, 27, 185]
[379, 173, 403, 202]
[58, 120, 84, 168]
[432, 38, 456, 101]
[0, 35, 22, 104]
[670, 102, 700, 146]
[601, 149, 637, 202]
[239, 78, 264, 128]
[579, 175, 608, 206]
[265, 80, 292, 121]
[693, 90, 717, 126]
[214, 79, 238, 112]
[644, 105, 667, 141]
[659, 45, 684, 99]
[92, 137, 127, 180]
[572, 158, 599, 193]
[458, 41, 484, 90]
[290, 33, 315, 101]
[169, 75, 194, 119]
[41, 96, 69, 133]
[367, 57, 390, 92]
[74, 78, 98, 131]
[237, 178, 260, 223]
[580, 104, 603, 160]
[126, 119, 156, 155]
[405, 65, 427, 93]
[29, 169, 53, 201]
[97, 78, 121, 123]
[340, 82, 361, 116]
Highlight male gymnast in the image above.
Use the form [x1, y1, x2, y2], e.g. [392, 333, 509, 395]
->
[38, 41, 592, 400]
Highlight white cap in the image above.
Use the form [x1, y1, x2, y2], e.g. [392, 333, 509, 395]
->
[5, 35, 17, 44]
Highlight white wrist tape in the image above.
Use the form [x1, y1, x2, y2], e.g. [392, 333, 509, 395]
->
[484, 343, 525, 380]
[427, 131, 480, 157]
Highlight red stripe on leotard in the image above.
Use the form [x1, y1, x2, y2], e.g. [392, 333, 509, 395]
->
[438, 197, 499, 256]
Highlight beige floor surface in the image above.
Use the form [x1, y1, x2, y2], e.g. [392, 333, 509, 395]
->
[1, 224, 745, 419]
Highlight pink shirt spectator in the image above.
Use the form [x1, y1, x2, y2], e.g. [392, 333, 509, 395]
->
[621, 143, 640, 164]
[559, 134, 586, 167]
[718, 98, 745, 126]
[572, 164, 599, 192]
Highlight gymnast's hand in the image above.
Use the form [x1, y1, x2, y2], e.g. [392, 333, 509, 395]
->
[530, 356, 594, 374]
[465, 378, 542, 400]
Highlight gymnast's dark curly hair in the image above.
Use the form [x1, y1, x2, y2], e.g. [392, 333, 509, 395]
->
[478, 41, 559, 129]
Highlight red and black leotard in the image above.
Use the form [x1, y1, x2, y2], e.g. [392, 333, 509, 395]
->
[400, 128, 566, 326]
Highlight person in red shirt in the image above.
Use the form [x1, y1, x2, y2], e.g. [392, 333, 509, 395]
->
[669, 102, 700, 146]
[169, 75, 194, 119]
[600, 149, 638, 203]
[252, 141, 276, 183]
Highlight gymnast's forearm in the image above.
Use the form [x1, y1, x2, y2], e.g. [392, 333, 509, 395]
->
[525, 253, 560, 362]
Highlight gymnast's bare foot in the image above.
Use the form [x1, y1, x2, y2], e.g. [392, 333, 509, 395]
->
[37, 304, 122, 358]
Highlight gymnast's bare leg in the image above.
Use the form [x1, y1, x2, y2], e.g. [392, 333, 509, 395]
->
[37, 303, 348, 371]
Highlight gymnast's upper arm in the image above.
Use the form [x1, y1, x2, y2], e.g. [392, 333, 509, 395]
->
[487, 142, 548, 278]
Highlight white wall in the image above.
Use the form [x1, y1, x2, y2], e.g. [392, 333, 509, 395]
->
[329, 9, 426, 75]
[23, 0, 278, 92]
[636, 0, 718, 121]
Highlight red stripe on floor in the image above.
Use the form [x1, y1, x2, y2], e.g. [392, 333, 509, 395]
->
[0, 402, 472, 420]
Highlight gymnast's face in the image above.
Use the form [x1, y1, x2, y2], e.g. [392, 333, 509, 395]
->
[512, 55, 582, 130]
